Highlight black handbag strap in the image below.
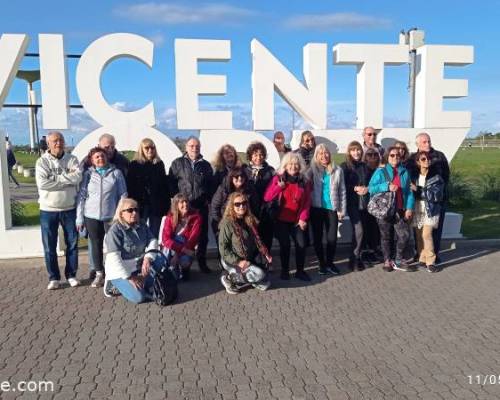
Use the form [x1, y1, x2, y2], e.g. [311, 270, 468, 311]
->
[381, 167, 391, 186]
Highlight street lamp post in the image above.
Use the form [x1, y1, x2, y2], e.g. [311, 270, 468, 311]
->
[16, 70, 41, 153]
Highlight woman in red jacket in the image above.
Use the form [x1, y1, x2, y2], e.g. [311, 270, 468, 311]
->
[264, 152, 312, 281]
[161, 193, 202, 281]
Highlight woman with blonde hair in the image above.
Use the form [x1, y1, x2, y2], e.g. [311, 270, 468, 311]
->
[306, 144, 346, 275]
[103, 198, 159, 303]
[219, 192, 272, 294]
[160, 193, 202, 280]
[127, 138, 170, 238]
[264, 152, 312, 281]
[212, 144, 241, 189]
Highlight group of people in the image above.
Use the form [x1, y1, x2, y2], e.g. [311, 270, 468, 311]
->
[35, 127, 449, 303]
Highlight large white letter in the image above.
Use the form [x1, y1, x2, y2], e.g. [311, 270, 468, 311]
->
[252, 39, 327, 131]
[414, 45, 473, 128]
[333, 44, 408, 129]
[39, 34, 69, 129]
[0, 34, 29, 108]
[175, 39, 231, 129]
[76, 33, 155, 127]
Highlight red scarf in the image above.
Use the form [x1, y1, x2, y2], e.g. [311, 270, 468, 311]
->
[392, 167, 404, 210]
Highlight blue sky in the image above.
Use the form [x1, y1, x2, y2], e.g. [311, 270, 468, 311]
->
[1, 0, 499, 145]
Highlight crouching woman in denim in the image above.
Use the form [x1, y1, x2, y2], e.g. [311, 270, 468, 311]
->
[219, 193, 272, 294]
[104, 198, 160, 303]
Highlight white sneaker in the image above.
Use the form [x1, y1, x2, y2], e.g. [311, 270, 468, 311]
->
[67, 278, 81, 287]
[47, 280, 60, 290]
[91, 272, 105, 288]
[220, 275, 239, 295]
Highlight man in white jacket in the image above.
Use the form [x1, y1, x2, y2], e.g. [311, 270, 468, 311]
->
[36, 131, 82, 290]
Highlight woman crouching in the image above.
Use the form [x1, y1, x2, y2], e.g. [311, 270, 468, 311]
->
[219, 192, 272, 294]
[103, 198, 160, 303]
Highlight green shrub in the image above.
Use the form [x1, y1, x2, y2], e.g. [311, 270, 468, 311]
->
[10, 199, 25, 225]
[448, 171, 476, 207]
[480, 173, 500, 202]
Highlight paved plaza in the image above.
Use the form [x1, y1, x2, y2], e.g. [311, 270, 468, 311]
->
[1, 242, 500, 400]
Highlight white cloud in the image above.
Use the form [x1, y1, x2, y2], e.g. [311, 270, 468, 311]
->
[114, 2, 257, 25]
[284, 12, 391, 31]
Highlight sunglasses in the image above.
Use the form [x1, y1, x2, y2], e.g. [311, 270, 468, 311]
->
[389, 154, 400, 158]
[233, 175, 245, 180]
[234, 201, 248, 208]
[122, 207, 139, 214]
[366, 133, 377, 137]
[144, 146, 156, 150]
[419, 157, 428, 162]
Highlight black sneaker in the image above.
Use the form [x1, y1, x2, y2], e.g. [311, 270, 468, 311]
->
[392, 260, 417, 272]
[327, 264, 340, 275]
[294, 270, 311, 281]
[318, 267, 328, 275]
[356, 258, 365, 271]
[103, 280, 120, 297]
[427, 264, 440, 273]
[181, 268, 190, 281]
[280, 270, 290, 280]
[89, 270, 96, 280]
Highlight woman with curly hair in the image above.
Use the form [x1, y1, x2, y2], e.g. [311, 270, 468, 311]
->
[212, 144, 241, 190]
[244, 141, 275, 251]
[219, 192, 272, 294]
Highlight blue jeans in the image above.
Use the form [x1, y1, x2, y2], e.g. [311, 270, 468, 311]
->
[110, 256, 163, 304]
[40, 209, 79, 281]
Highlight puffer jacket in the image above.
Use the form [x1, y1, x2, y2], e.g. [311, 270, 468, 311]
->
[412, 173, 445, 217]
[77, 165, 127, 224]
[210, 176, 260, 224]
[169, 154, 214, 209]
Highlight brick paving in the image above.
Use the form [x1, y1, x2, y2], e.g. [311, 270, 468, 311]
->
[1, 243, 500, 399]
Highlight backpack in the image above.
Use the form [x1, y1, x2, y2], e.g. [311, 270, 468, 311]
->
[145, 250, 178, 306]
[367, 168, 396, 220]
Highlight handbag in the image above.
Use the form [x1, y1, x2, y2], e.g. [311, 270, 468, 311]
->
[367, 168, 396, 220]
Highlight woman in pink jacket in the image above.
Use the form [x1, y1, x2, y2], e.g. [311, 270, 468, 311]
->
[264, 152, 312, 281]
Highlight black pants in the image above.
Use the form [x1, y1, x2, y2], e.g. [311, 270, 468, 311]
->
[258, 216, 274, 253]
[84, 217, 111, 272]
[365, 213, 381, 252]
[377, 212, 410, 262]
[348, 207, 369, 259]
[433, 205, 446, 257]
[141, 205, 162, 239]
[274, 220, 306, 273]
[195, 205, 209, 265]
[310, 207, 338, 267]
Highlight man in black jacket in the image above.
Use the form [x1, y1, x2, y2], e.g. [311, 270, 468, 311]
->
[169, 136, 214, 273]
[80, 133, 130, 177]
[407, 132, 450, 262]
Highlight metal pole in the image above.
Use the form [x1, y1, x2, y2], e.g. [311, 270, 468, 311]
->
[27, 82, 37, 152]
[409, 49, 417, 128]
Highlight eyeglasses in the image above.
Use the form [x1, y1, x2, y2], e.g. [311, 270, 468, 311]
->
[233, 201, 248, 208]
[144, 146, 156, 151]
[122, 207, 139, 214]
[389, 154, 400, 158]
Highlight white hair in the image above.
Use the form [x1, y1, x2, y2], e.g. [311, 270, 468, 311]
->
[415, 132, 431, 146]
[278, 152, 307, 176]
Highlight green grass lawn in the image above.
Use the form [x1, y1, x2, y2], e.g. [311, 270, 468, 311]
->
[10, 147, 500, 238]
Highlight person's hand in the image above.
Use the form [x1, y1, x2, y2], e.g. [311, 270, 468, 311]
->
[129, 275, 144, 289]
[141, 257, 152, 276]
[183, 248, 195, 257]
[357, 186, 368, 195]
[76, 224, 85, 232]
[405, 210, 413, 220]
[265, 254, 273, 264]
[238, 260, 251, 270]
[298, 220, 307, 231]
[389, 183, 398, 192]
[410, 183, 417, 192]
[337, 212, 344, 221]
[278, 177, 286, 189]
